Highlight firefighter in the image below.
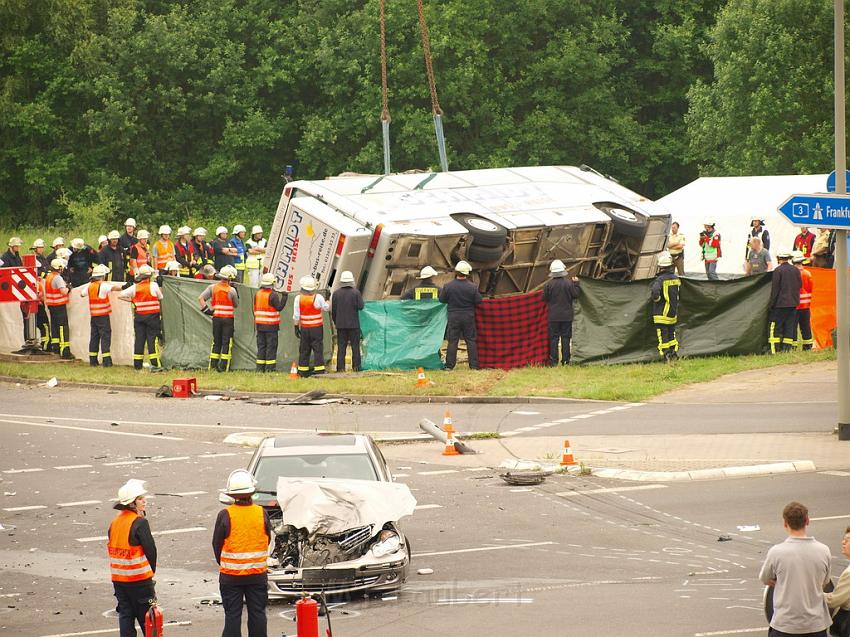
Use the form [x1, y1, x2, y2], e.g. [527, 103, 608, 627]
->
[230, 224, 248, 283]
[439, 261, 483, 370]
[199, 264, 239, 372]
[401, 265, 442, 300]
[212, 470, 270, 637]
[212, 226, 237, 272]
[108, 479, 157, 637]
[747, 217, 771, 258]
[0, 236, 23, 267]
[293, 275, 329, 376]
[330, 270, 365, 372]
[699, 219, 721, 280]
[191, 227, 214, 270]
[195, 264, 217, 280]
[245, 225, 266, 288]
[151, 225, 175, 275]
[253, 273, 286, 372]
[163, 260, 180, 277]
[792, 251, 814, 350]
[31, 239, 51, 349]
[542, 259, 581, 365]
[118, 265, 163, 369]
[46, 237, 64, 265]
[68, 238, 97, 287]
[651, 252, 681, 361]
[99, 231, 125, 282]
[768, 250, 802, 353]
[119, 218, 139, 272]
[45, 258, 72, 358]
[793, 227, 816, 261]
[79, 264, 121, 366]
[128, 230, 151, 276]
[174, 226, 196, 277]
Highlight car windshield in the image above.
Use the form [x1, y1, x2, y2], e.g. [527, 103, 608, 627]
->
[254, 453, 378, 492]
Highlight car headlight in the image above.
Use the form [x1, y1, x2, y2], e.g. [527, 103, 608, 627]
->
[371, 530, 401, 558]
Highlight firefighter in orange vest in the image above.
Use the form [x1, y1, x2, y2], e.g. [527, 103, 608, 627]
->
[128, 230, 151, 276]
[118, 264, 164, 369]
[212, 470, 270, 637]
[199, 264, 239, 371]
[253, 273, 287, 372]
[293, 275, 330, 376]
[151, 225, 175, 275]
[45, 258, 73, 358]
[792, 251, 815, 350]
[108, 479, 157, 637]
[79, 264, 121, 366]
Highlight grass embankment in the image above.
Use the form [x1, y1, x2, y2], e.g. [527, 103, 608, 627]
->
[0, 349, 834, 402]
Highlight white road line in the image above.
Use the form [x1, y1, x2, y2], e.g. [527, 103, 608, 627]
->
[0, 418, 183, 441]
[418, 470, 458, 476]
[556, 484, 668, 497]
[54, 464, 93, 470]
[2, 467, 44, 474]
[3, 505, 47, 512]
[436, 598, 533, 605]
[77, 526, 206, 543]
[416, 541, 555, 557]
[554, 418, 575, 423]
[694, 629, 765, 636]
[571, 414, 594, 419]
[463, 467, 490, 472]
[102, 460, 142, 466]
[392, 473, 409, 478]
[819, 470, 850, 477]
[198, 452, 238, 458]
[811, 514, 850, 521]
[152, 456, 190, 463]
[0, 593, 21, 598]
[57, 500, 101, 508]
[40, 621, 192, 637]
[500, 431, 521, 437]
[173, 491, 206, 497]
[512, 426, 538, 432]
[415, 504, 443, 510]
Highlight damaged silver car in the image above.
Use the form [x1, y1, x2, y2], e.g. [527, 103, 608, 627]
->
[243, 434, 416, 598]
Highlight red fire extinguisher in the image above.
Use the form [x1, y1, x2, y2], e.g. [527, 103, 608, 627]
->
[295, 596, 319, 637]
[144, 599, 164, 637]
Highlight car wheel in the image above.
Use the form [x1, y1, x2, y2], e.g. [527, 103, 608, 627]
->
[595, 202, 649, 238]
[453, 213, 508, 248]
[467, 242, 504, 262]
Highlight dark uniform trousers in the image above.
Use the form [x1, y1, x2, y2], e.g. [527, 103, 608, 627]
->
[655, 323, 678, 359]
[336, 328, 361, 372]
[548, 321, 572, 365]
[445, 314, 479, 369]
[48, 305, 71, 358]
[769, 307, 797, 353]
[796, 308, 813, 350]
[113, 580, 155, 637]
[255, 327, 278, 372]
[89, 315, 112, 366]
[210, 317, 234, 372]
[133, 313, 161, 369]
[298, 326, 325, 375]
[37, 303, 50, 350]
[220, 580, 267, 637]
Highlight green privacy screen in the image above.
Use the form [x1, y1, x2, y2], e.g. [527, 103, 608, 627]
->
[360, 300, 447, 370]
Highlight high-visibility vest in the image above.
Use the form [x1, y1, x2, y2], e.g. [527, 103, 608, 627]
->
[254, 288, 280, 325]
[219, 504, 268, 577]
[130, 244, 150, 271]
[88, 281, 111, 316]
[212, 282, 235, 318]
[107, 510, 154, 583]
[192, 240, 213, 265]
[154, 239, 175, 270]
[245, 239, 265, 270]
[299, 294, 323, 328]
[133, 279, 161, 314]
[414, 286, 439, 300]
[701, 233, 720, 261]
[44, 272, 69, 307]
[798, 268, 813, 310]
[174, 241, 195, 276]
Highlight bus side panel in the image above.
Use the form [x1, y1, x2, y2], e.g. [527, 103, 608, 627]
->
[268, 204, 341, 293]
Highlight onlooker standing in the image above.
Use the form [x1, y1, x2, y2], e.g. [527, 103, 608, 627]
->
[68, 238, 97, 287]
[699, 220, 721, 280]
[768, 251, 802, 354]
[191, 228, 214, 270]
[119, 218, 138, 272]
[46, 237, 64, 265]
[245, 226, 266, 288]
[229, 225, 248, 283]
[542, 259, 580, 366]
[651, 253, 680, 361]
[759, 501, 831, 637]
[792, 251, 814, 350]
[151, 225, 175, 275]
[174, 226, 196, 277]
[825, 526, 850, 637]
[745, 236, 773, 275]
[812, 229, 833, 269]
[330, 270, 365, 372]
[439, 261, 483, 370]
[0, 236, 23, 267]
[748, 217, 771, 257]
[667, 222, 685, 275]
[212, 227, 237, 272]
[794, 227, 816, 261]
[128, 230, 151, 276]
[99, 231, 125, 282]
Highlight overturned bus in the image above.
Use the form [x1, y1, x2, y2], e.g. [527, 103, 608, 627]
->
[264, 165, 671, 300]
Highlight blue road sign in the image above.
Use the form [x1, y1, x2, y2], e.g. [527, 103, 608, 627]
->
[826, 170, 850, 192]
[778, 193, 850, 229]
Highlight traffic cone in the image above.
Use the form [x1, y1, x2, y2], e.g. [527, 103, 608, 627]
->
[442, 409, 452, 431]
[442, 424, 460, 456]
[289, 362, 298, 380]
[416, 367, 428, 388]
[560, 439, 577, 466]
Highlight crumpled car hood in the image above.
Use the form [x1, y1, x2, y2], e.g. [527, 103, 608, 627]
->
[275, 477, 417, 535]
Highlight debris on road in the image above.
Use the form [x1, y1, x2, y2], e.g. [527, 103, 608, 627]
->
[39, 377, 58, 388]
[717, 535, 732, 542]
[203, 394, 228, 401]
[241, 389, 352, 406]
[418, 418, 476, 454]
[417, 568, 434, 575]
[736, 525, 760, 532]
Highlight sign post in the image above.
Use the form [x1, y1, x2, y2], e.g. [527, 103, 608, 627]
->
[835, 0, 849, 441]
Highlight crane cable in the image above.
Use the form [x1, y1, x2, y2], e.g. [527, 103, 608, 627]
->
[415, 0, 449, 171]
[379, 0, 392, 175]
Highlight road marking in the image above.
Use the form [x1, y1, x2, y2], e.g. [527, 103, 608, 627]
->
[571, 414, 593, 419]
[415, 504, 443, 510]
[554, 418, 575, 423]
[57, 500, 101, 508]
[77, 526, 206, 543]
[152, 456, 190, 463]
[416, 541, 555, 557]
[2, 468, 44, 474]
[40, 621, 192, 637]
[819, 470, 850, 477]
[3, 505, 47, 512]
[0, 418, 183, 441]
[198, 452, 238, 458]
[102, 460, 142, 466]
[418, 470, 458, 476]
[173, 491, 206, 497]
[555, 485, 668, 497]
[513, 411, 540, 416]
[694, 629, 766, 636]
[435, 598, 533, 605]
[811, 514, 850, 521]
[463, 467, 490, 472]
[54, 464, 93, 470]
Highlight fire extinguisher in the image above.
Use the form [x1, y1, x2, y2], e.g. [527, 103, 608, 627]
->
[144, 599, 164, 637]
[295, 596, 319, 637]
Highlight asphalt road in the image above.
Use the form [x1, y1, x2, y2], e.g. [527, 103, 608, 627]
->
[0, 382, 848, 637]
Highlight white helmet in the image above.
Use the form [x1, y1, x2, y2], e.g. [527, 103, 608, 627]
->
[124, 218, 137, 228]
[703, 218, 715, 227]
[164, 260, 180, 272]
[454, 260, 472, 275]
[260, 272, 276, 287]
[791, 250, 806, 263]
[137, 229, 150, 240]
[137, 264, 155, 278]
[158, 225, 172, 235]
[56, 247, 71, 259]
[52, 237, 64, 248]
[107, 230, 120, 241]
[117, 479, 147, 505]
[418, 265, 438, 279]
[549, 259, 566, 275]
[339, 270, 355, 285]
[251, 225, 263, 235]
[32, 239, 45, 249]
[177, 225, 191, 236]
[193, 227, 207, 237]
[657, 252, 674, 267]
[224, 469, 256, 495]
[299, 275, 318, 291]
[233, 224, 246, 235]
[91, 264, 109, 278]
[71, 238, 85, 250]
[216, 226, 228, 236]
[98, 235, 107, 245]
[777, 250, 793, 260]
[219, 264, 238, 280]
[50, 258, 66, 270]
[8, 237, 23, 247]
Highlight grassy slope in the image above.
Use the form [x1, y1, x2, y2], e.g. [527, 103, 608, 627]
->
[0, 349, 834, 401]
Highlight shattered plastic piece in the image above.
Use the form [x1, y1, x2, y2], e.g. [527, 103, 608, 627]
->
[39, 377, 58, 388]
[3, 492, 16, 496]
[499, 459, 559, 474]
[203, 395, 225, 401]
[417, 568, 434, 575]
[717, 535, 732, 542]
[736, 525, 760, 532]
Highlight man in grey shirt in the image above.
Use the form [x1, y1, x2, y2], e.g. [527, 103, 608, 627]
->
[759, 501, 832, 637]
[746, 236, 773, 275]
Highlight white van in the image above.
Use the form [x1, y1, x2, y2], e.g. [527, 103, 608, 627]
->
[265, 165, 670, 299]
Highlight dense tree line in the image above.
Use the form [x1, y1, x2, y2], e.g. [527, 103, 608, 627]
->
[0, 0, 843, 229]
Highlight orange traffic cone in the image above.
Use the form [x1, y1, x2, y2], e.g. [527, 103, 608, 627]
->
[442, 424, 460, 456]
[560, 439, 577, 466]
[289, 362, 299, 380]
[416, 367, 428, 388]
[442, 409, 452, 431]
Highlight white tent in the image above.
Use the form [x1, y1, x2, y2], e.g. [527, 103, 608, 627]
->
[657, 174, 829, 276]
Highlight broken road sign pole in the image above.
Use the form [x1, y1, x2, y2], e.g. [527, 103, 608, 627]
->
[418, 418, 475, 454]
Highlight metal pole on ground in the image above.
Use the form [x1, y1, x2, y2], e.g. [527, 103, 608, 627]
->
[835, 0, 850, 440]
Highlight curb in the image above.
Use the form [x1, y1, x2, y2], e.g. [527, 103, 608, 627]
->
[589, 460, 817, 482]
[222, 432, 435, 447]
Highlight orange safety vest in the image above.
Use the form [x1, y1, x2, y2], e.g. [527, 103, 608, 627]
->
[299, 294, 323, 328]
[88, 281, 111, 316]
[798, 268, 813, 310]
[153, 239, 175, 270]
[44, 272, 69, 307]
[130, 243, 150, 271]
[133, 279, 161, 314]
[212, 282, 235, 319]
[219, 504, 268, 577]
[107, 510, 154, 583]
[253, 288, 280, 325]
